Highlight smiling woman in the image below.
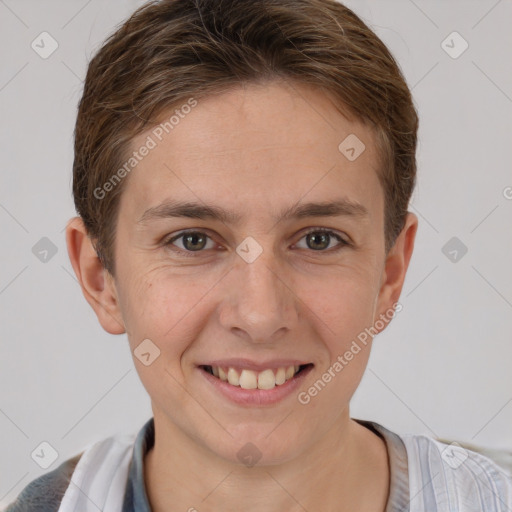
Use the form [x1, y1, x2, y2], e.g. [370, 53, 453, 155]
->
[4, 0, 512, 511]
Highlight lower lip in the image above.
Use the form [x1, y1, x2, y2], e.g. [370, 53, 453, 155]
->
[198, 366, 313, 406]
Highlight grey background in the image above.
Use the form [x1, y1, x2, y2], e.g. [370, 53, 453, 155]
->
[1, 0, 511, 507]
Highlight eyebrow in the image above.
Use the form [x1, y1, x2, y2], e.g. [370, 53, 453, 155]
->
[137, 198, 368, 225]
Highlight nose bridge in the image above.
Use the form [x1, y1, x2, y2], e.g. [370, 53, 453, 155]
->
[220, 242, 297, 341]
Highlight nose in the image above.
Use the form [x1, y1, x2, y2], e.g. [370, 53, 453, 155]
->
[218, 248, 299, 343]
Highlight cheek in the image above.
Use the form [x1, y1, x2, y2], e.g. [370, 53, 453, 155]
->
[303, 280, 375, 409]
[119, 268, 214, 351]
[298, 265, 380, 344]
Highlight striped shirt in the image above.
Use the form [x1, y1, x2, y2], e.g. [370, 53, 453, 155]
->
[5, 417, 512, 511]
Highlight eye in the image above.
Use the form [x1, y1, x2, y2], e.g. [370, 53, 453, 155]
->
[294, 228, 349, 251]
[164, 230, 217, 254]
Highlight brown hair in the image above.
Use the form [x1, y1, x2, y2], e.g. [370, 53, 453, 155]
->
[73, 0, 418, 276]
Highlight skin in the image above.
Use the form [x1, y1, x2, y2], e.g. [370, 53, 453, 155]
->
[66, 79, 417, 511]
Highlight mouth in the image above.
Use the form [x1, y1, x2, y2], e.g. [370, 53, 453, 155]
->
[199, 363, 313, 390]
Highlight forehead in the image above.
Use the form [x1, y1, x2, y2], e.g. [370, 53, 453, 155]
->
[119, 81, 383, 222]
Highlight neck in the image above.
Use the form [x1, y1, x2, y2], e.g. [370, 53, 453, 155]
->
[144, 410, 390, 512]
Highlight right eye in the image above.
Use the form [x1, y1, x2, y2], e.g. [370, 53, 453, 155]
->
[164, 230, 217, 255]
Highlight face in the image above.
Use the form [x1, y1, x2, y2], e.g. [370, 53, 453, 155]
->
[92, 81, 412, 465]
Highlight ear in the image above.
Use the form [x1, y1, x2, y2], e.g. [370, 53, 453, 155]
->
[374, 212, 418, 331]
[65, 217, 126, 335]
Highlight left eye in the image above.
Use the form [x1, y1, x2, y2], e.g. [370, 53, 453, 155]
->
[295, 229, 347, 251]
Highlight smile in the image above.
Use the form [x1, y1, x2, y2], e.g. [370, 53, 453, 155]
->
[200, 364, 313, 390]
[198, 361, 314, 406]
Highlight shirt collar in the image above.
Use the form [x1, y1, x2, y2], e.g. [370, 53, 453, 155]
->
[354, 418, 410, 511]
[122, 416, 154, 512]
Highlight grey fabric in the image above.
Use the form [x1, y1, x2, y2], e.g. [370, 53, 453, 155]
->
[4, 453, 82, 512]
[355, 419, 410, 511]
[121, 417, 154, 512]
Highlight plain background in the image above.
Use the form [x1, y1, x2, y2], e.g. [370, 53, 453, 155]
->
[1, 0, 511, 507]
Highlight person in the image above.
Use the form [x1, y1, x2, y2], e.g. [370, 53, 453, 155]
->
[5, 0, 512, 510]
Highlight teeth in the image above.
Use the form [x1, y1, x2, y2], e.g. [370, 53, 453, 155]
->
[239, 369, 258, 389]
[208, 364, 303, 390]
[257, 369, 275, 390]
[227, 368, 240, 386]
[275, 367, 286, 385]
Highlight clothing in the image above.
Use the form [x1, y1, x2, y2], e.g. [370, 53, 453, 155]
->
[5, 417, 512, 511]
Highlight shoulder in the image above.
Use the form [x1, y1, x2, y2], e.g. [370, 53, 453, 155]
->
[4, 452, 82, 512]
[4, 427, 143, 512]
[401, 433, 512, 511]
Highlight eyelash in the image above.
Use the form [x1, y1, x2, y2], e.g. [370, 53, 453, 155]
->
[163, 227, 350, 257]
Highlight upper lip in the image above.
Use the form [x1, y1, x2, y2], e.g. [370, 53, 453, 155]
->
[200, 358, 313, 372]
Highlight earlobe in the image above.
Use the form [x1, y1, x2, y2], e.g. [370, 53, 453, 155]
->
[375, 212, 418, 329]
[65, 217, 126, 335]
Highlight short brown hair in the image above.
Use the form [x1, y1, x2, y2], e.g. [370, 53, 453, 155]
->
[72, 0, 418, 276]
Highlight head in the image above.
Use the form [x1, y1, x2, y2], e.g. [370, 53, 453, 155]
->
[67, 0, 418, 465]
